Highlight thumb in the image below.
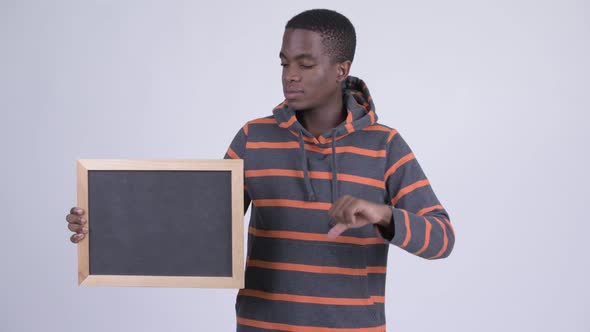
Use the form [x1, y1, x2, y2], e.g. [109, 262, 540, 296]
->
[327, 223, 348, 239]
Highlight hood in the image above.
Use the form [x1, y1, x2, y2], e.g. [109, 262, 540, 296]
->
[271, 76, 378, 203]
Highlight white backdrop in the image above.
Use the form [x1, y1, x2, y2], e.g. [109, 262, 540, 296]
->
[1, 0, 589, 331]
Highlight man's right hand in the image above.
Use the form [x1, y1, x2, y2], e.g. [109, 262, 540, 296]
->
[66, 207, 88, 243]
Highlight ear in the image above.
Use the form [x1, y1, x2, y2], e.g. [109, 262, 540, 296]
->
[336, 60, 352, 83]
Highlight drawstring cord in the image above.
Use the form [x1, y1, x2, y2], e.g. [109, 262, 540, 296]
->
[330, 131, 338, 204]
[298, 130, 316, 201]
[298, 130, 339, 203]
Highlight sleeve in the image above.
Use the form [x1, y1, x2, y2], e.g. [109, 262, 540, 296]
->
[223, 123, 251, 214]
[380, 129, 455, 259]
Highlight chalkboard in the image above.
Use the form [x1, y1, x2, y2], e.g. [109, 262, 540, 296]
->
[76, 160, 244, 288]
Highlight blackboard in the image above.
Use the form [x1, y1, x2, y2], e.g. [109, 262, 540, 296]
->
[76, 160, 244, 288]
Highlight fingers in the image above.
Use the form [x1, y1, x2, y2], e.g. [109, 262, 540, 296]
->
[66, 213, 86, 225]
[329, 195, 357, 225]
[328, 196, 377, 239]
[342, 202, 357, 225]
[327, 195, 355, 239]
[68, 223, 88, 234]
[70, 232, 85, 243]
[70, 207, 85, 216]
[67, 206, 87, 244]
[328, 195, 353, 224]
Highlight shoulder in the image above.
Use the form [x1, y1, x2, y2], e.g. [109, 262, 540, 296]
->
[362, 122, 400, 144]
[241, 115, 278, 136]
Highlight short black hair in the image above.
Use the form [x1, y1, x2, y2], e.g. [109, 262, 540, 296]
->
[285, 9, 356, 63]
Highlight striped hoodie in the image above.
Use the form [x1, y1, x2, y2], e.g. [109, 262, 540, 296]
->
[224, 76, 455, 331]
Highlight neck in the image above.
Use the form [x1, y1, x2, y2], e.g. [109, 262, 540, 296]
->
[296, 91, 346, 138]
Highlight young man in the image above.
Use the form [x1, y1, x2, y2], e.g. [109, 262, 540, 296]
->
[223, 9, 455, 331]
[67, 8, 454, 331]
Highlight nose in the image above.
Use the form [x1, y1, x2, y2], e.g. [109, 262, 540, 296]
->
[284, 66, 301, 83]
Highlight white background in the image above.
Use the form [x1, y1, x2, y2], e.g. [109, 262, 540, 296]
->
[1, 0, 589, 331]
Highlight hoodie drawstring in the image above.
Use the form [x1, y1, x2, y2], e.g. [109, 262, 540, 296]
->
[330, 131, 338, 204]
[298, 130, 316, 201]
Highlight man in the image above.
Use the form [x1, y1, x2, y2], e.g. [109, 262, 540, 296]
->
[67, 9, 454, 331]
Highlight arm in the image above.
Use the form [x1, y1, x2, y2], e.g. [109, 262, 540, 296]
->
[224, 123, 251, 214]
[381, 130, 455, 259]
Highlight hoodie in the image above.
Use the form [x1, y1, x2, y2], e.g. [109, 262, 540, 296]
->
[224, 76, 455, 331]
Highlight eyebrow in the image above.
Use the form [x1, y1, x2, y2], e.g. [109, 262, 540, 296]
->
[279, 52, 317, 61]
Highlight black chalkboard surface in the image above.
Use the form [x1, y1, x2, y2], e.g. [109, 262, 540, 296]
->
[76, 160, 244, 288]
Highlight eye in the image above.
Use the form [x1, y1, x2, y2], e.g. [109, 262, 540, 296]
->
[300, 64, 315, 69]
[280, 63, 288, 67]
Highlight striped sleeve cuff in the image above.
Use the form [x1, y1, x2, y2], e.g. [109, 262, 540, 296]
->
[390, 207, 410, 247]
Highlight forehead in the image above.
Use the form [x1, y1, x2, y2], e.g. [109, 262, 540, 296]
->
[280, 28, 325, 58]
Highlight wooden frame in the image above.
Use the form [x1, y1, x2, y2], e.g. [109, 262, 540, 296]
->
[76, 159, 244, 288]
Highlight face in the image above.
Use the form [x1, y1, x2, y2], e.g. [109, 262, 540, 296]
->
[280, 28, 349, 111]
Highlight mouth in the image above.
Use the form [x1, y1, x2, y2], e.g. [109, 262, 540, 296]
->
[284, 90, 304, 100]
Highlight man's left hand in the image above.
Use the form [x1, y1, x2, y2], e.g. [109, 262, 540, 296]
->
[327, 195, 392, 239]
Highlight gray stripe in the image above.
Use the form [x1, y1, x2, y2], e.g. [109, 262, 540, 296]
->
[245, 268, 374, 299]
[236, 296, 383, 329]
[395, 185, 441, 211]
[247, 130, 388, 152]
[247, 177, 384, 202]
[368, 273, 387, 296]
[245, 149, 386, 178]
[245, 146, 386, 175]
[251, 209, 380, 238]
[249, 237, 370, 268]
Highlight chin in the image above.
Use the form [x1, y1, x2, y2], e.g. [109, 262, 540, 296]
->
[288, 98, 319, 111]
[286, 99, 307, 111]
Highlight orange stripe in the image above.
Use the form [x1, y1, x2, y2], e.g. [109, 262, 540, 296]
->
[417, 204, 444, 216]
[242, 123, 249, 136]
[246, 169, 304, 177]
[247, 142, 386, 158]
[370, 295, 385, 303]
[345, 123, 355, 133]
[337, 173, 383, 188]
[237, 317, 386, 332]
[400, 210, 411, 248]
[226, 147, 240, 160]
[327, 146, 384, 157]
[391, 179, 430, 205]
[316, 135, 329, 144]
[345, 110, 355, 133]
[289, 130, 317, 143]
[367, 266, 387, 274]
[384, 152, 415, 181]
[249, 118, 277, 125]
[245, 169, 384, 189]
[247, 259, 368, 276]
[368, 110, 375, 124]
[363, 124, 390, 132]
[247, 141, 300, 149]
[317, 133, 349, 144]
[278, 115, 297, 128]
[239, 289, 374, 306]
[386, 129, 398, 143]
[253, 199, 332, 210]
[249, 227, 385, 246]
[443, 216, 455, 237]
[429, 217, 448, 259]
[413, 217, 432, 256]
